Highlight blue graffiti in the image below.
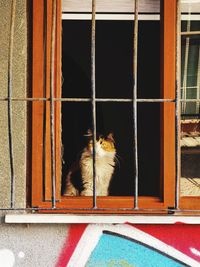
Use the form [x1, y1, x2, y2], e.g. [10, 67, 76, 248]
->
[86, 232, 187, 267]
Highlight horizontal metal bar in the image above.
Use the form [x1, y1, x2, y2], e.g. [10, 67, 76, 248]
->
[181, 31, 200, 36]
[1, 207, 200, 213]
[1, 97, 200, 103]
[2, 98, 200, 103]
[0, 97, 175, 102]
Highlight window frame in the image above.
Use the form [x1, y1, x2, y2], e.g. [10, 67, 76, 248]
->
[31, 0, 199, 214]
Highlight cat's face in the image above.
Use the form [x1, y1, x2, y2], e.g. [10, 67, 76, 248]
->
[87, 132, 116, 157]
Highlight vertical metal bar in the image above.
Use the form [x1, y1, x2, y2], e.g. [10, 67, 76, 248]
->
[182, 20, 191, 114]
[8, 0, 16, 209]
[91, 0, 97, 208]
[196, 47, 200, 114]
[42, 0, 47, 200]
[175, 0, 181, 210]
[133, 0, 139, 209]
[50, 0, 56, 208]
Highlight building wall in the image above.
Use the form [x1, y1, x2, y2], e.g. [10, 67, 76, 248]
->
[0, 223, 199, 266]
[0, 0, 26, 209]
[0, 1, 199, 267]
[0, 224, 68, 266]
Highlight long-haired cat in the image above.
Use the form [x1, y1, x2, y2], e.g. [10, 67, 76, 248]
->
[64, 130, 116, 196]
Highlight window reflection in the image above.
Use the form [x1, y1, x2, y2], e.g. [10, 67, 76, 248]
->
[180, 6, 200, 196]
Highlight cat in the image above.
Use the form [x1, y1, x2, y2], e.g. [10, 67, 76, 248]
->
[63, 130, 116, 196]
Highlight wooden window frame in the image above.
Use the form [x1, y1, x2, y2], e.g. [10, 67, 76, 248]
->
[31, 0, 199, 213]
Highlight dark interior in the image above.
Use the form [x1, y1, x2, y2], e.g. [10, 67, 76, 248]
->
[61, 20, 161, 196]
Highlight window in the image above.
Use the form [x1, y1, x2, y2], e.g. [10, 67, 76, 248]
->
[31, 0, 200, 214]
[180, 2, 200, 209]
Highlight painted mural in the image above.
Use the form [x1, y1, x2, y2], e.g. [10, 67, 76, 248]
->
[0, 223, 200, 266]
[56, 224, 200, 267]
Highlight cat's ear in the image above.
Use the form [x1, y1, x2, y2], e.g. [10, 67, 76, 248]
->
[107, 132, 114, 142]
[84, 129, 93, 137]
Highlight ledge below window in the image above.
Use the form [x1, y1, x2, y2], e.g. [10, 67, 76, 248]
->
[5, 214, 200, 224]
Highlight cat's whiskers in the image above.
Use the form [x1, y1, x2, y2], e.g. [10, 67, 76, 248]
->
[114, 154, 121, 169]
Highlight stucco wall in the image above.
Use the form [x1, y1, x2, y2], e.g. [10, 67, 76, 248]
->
[0, 0, 27, 208]
[0, 224, 68, 267]
[0, 223, 199, 267]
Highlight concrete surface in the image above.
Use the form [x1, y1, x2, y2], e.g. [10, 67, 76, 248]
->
[0, 223, 69, 267]
[0, 0, 27, 208]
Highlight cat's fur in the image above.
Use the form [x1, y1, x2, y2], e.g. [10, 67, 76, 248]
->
[64, 131, 116, 196]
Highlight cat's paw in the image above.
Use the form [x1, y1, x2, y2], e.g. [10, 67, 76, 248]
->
[80, 189, 93, 196]
[63, 187, 78, 196]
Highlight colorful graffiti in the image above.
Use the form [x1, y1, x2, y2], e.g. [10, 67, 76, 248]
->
[57, 224, 200, 267]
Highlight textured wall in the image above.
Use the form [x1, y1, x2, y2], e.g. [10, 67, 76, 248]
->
[0, 223, 199, 267]
[0, 0, 27, 208]
[0, 224, 69, 267]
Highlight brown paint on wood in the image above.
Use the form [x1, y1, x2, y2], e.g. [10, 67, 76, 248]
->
[34, 196, 166, 214]
[32, 0, 61, 206]
[180, 197, 200, 210]
[160, 0, 176, 208]
[32, 0, 45, 205]
[44, 0, 53, 201]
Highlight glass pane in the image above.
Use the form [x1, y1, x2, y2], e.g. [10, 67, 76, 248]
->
[181, 2, 200, 197]
[62, 102, 161, 197]
[96, 20, 160, 99]
[181, 1, 200, 32]
[181, 35, 200, 117]
[181, 120, 200, 196]
[61, 1, 161, 198]
[62, 21, 91, 98]
[96, 103, 134, 196]
[138, 103, 161, 196]
[62, 17, 161, 99]
[137, 21, 160, 99]
[96, 21, 133, 99]
[61, 102, 92, 195]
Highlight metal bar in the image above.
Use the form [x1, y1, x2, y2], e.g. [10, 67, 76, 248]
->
[0, 207, 200, 213]
[133, 0, 139, 210]
[50, 0, 57, 209]
[91, 0, 97, 209]
[175, 0, 181, 210]
[181, 31, 200, 36]
[42, 0, 47, 201]
[182, 19, 190, 114]
[196, 44, 200, 114]
[0, 97, 174, 102]
[7, 0, 16, 209]
[2, 97, 200, 103]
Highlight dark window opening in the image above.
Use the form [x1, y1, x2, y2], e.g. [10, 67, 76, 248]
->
[61, 20, 160, 197]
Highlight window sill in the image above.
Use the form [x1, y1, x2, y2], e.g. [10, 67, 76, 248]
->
[5, 214, 200, 224]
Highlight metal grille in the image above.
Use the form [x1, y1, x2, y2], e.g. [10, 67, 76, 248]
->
[1, 0, 200, 213]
